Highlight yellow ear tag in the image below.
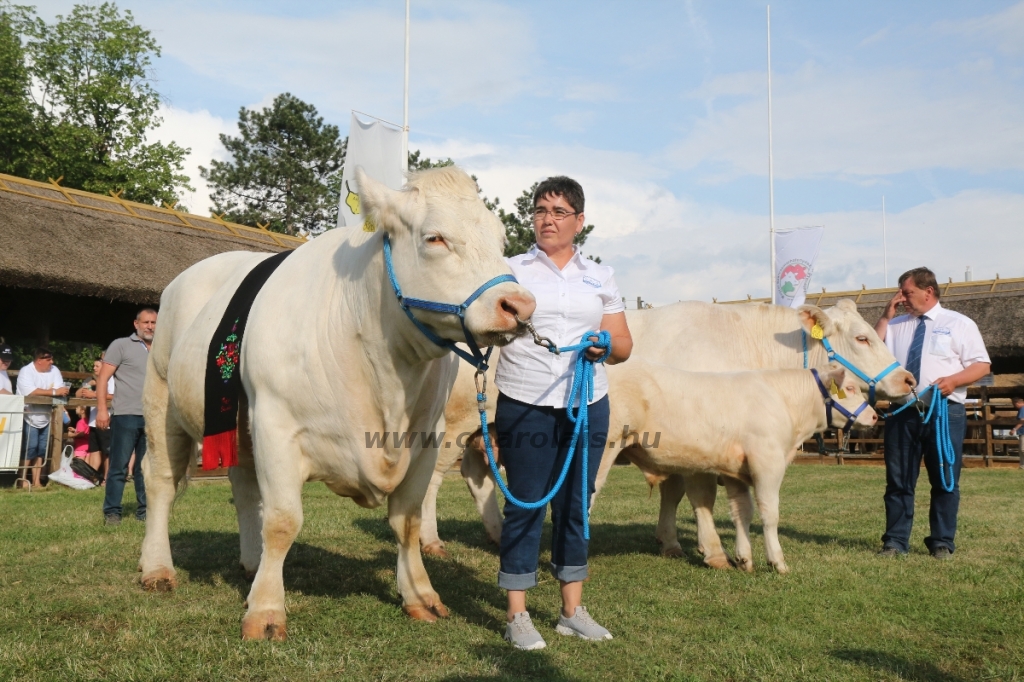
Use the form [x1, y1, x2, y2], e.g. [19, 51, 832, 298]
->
[829, 380, 847, 399]
[362, 217, 377, 233]
[811, 324, 824, 340]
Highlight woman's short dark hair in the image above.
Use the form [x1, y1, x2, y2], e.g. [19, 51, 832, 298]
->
[898, 267, 940, 299]
[532, 176, 585, 214]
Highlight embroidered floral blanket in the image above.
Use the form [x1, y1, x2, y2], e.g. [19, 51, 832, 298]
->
[202, 250, 291, 470]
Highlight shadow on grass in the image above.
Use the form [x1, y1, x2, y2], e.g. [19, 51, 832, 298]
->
[355, 517, 706, 566]
[831, 648, 966, 681]
[169, 530, 510, 633]
[437, 643, 577, 682]
[777, 525, 877, 551]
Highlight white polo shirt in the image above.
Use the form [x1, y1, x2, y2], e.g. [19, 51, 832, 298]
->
[883, 301, 990, 404]
[495, 245, 625, 407]
[16, 362, 65, 428]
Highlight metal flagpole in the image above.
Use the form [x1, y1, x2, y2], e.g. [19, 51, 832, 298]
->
[882, 195, 888, 288]
[402, 0, 410, 173]
[767, 5, 777, 304]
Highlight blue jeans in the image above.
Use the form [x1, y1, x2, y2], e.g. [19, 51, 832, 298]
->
[21, 422, 50, 461]
[882, 401, 966, 553]
[103, 415, 147, 518]
[495, 392, 609, 590]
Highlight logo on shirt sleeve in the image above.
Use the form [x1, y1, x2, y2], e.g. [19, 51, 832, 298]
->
[582, 276, 602, 288]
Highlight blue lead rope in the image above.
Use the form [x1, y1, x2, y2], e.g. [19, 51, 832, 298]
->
[479, 330, 611, 540]
[879, 384, 956, 493]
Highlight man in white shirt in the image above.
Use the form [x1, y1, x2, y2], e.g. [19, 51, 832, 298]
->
[0, 344, 13, 394]
[16, 347, 70, 488]
[874, 267, 991, 559]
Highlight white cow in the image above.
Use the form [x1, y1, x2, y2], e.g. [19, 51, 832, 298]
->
[607, 362, 878, 573]
[138, 167, 536, 640]
[420, 299, 914, 566]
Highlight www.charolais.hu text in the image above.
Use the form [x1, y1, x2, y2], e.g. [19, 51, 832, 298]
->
[364, 428, 661, 449]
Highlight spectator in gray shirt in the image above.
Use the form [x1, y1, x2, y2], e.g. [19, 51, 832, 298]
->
[98, 308, 156, 525]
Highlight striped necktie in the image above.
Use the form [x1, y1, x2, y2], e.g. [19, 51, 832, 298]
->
[905, 315, 928, 384]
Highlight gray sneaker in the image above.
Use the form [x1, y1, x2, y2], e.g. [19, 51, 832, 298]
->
[555, 606, 613, 641]
[504, 612, 546, 651]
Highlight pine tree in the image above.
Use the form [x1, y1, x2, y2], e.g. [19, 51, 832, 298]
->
[201, 93, 345, 235]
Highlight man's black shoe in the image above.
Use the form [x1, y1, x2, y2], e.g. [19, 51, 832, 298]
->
[135, 513, 146, 522]
[931, 547, 953, 561]
[876, 546, 906, 558]
[104, 514, 122, 527]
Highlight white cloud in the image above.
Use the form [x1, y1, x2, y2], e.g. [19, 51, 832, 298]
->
[150, 106, 235, 215]
[135, 1, 537, 122]
[669, 61, 1024, 180]
[935, 1, 1024, 56]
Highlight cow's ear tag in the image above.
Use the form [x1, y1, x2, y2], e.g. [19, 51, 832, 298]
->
[829, 380, 847, 399]
[811, 323, 824, 340]
[362, 217, 377, 233]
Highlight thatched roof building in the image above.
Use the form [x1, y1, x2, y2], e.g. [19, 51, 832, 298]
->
[0, 173, 305, 346]
[717, 277, 1024, 374]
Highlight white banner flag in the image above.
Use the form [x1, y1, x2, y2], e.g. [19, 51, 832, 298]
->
[774, 226, 824, 308]
[0, 394, 24, 471]
[337, 112, 405, 229]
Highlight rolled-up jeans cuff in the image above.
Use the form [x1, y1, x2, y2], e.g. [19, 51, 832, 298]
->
[550, 563, 588, 583]
[498, 570, 538, 590]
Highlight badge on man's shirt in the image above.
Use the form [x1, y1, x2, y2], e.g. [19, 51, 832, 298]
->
[582, 276, 601, 288]
[930, 327, 953, 356]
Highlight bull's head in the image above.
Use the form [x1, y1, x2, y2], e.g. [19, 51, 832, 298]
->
[357, 166, 536, 350]
[819, 365, 879, 431]
[798, 299, 915, 400]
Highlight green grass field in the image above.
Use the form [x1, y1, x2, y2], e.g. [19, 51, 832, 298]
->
[1, 465, 1022, 681]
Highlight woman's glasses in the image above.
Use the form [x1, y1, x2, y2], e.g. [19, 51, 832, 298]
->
[531, 208, 578, 222]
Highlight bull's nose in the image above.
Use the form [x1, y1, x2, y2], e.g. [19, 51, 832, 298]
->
[499, 292, 537, 323]
[904, 374, 917, 390]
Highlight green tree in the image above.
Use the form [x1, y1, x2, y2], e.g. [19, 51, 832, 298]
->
[0, 8, 37, 176]
[408, 149, 453, 171]
[202, 93, 345, 236]
[10, 2, 190, 205]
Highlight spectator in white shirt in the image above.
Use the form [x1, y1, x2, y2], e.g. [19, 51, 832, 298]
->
[0, 343, 13, 394]
[492, 176, 632, 650]
[16, 347, 70, 488]
[873, 267, 991, 559]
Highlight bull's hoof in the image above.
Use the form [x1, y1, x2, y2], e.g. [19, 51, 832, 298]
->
[422, 542, 449, 558]
[771, 562, 790, 575]
[661, 545, 684, 559]
[704, 554, 733, 570]
[733, 556, 755, 573]
[241, 611, 287, 641]
[403, 601, 449, 622]
[140, 568, 177, 592]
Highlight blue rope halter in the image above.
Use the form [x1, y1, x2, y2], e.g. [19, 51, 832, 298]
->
[802, 329, 901, 405]
[479, 331, 611, 541]
[810, 368, 870, 429]
[383, 233, 518, 371]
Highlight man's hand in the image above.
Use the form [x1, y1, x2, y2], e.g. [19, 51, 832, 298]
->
[882, 290, 906, 321]
[96, 406, 110, 430]
[934, 376, 958, 397]
[55, 385, 70, 397]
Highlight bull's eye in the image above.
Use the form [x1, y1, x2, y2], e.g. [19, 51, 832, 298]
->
[856, 335, 869, 343]
[425, 234, 446, 246]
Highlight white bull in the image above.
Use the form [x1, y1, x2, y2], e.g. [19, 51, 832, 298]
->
[137, 167, 536, 640]
[420, 299, 914, 566]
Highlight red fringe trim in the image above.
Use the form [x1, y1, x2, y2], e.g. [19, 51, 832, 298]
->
[202, 430, 238, 470]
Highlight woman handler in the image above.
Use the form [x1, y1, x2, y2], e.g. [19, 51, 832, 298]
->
[495, 176, 632, 650]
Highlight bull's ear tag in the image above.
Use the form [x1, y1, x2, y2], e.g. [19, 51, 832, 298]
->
[811, 323, 824, 340]
[362, 217, 377, 233]
[829, 380, 847, 399]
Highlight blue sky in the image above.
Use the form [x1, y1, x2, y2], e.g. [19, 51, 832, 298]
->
[31, 1, 1024, 303]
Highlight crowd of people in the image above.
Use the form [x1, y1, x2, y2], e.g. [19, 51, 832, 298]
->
[1, 309, 157, 524]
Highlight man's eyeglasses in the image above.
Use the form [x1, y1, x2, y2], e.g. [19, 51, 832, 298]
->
[531, 208, 578, 222]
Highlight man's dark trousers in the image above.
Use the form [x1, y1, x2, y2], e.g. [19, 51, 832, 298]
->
[103, 414, 147, 519]
[882, 401, 966, 553]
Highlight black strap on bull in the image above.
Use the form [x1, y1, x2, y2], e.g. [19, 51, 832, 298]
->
[202, 250, 291, 470]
